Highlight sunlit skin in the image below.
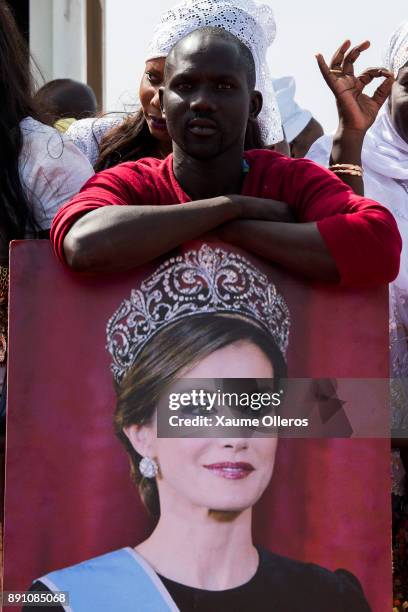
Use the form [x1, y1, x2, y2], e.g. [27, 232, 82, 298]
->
[124, 340, 278, 590]
[315, 39, 395, 195]
[139, 57, 172, 156]
[290, 118, 324, 159]
[390, 64, 408, 144]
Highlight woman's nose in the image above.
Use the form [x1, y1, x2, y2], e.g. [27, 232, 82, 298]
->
[151, 89, 162, 111]
[221, 438, 249, 451]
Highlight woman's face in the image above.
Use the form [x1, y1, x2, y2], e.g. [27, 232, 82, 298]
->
[127, 340, 278, 514]
[390, 63, 408, 144]
[139, 58, 170, 144]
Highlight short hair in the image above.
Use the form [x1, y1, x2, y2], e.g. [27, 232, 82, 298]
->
[34, 79, 97, 122]
[165, 26, 256, 90]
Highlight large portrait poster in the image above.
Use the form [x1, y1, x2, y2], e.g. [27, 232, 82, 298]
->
[4, 240, 390, 611]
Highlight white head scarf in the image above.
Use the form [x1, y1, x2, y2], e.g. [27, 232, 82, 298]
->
[146, 0, 283, 145]
[273, 76, 312, 143]
[383, 19, 408, 77]
[363, 19, 408, 188]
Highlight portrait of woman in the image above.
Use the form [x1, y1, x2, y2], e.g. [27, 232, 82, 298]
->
[24, 244, 370, 611]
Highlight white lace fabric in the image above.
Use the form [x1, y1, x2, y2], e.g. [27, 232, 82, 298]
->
[66, 116, 124, 168]
[146, 0, 283, 145]
[383, 19, 408, 76]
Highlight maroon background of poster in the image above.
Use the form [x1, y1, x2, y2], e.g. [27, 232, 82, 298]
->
[4, 241, 391, 611]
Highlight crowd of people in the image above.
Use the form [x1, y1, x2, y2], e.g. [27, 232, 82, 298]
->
[1, 0, 407, 609]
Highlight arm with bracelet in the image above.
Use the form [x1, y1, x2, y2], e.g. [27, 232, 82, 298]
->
[314, 39, 394, 195]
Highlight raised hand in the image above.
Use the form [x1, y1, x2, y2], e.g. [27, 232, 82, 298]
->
[316, 40, 394, 133]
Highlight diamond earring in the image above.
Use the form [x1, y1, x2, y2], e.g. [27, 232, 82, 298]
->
[139, 456, 159, 479]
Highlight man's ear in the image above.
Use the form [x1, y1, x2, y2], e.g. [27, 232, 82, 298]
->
[249, 90, 263, 120]
[159, 87, 165, 115]
[123, 423, 156, 458]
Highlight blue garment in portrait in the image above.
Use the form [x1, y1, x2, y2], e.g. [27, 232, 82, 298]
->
[30, 546, 372, 611]
[39, 547, 179, 612]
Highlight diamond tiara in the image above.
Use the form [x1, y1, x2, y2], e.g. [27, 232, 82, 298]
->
[106, 244, 290, 383]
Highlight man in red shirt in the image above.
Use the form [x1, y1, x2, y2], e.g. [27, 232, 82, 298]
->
[52, 27, 401, 286]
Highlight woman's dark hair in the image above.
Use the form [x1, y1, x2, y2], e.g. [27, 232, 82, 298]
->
[95, 109, 158, 171]
[0, 2, 40, 262]
[113, 313, 286, 518]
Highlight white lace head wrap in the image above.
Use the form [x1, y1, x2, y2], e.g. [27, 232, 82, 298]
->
[146, 0, 283, 145]
[383, 20, 408, 77]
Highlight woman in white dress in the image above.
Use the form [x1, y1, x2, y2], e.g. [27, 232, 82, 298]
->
[0, 2, 94, 407]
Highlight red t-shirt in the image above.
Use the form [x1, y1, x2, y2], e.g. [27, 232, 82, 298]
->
[51, 150, 401, 286]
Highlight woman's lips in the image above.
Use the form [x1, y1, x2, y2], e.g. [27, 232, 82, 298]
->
[149, 115, 167, 131]
[203, 462, 254, 480]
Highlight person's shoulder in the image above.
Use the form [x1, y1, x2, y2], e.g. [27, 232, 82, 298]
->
[260, 547, 355, 584]
[18, 116, 94, 229]
[38, 547, 133, 583]
[20, 116, 62, 151]
[244, 148, 290, 166]
[19, 116, 91, 163]
[132, 155, 169, 171]
[31, 549, 144, 612]
[66, 115, 124, 166]
[113, 155, 172, 184]
[66, 115, 123, 144]
[259, 549, 371, 609]
[305, 133, 334, 166]
[99, 155, 167, 181]
[244, 148, 327, 172]
[20, 116, 53, 135]
[244, 148, 339, 186]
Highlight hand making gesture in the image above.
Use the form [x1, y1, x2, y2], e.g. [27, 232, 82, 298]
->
[316, 40, 394, 134]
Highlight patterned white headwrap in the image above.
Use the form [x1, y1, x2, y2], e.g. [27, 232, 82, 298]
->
[146, 0, 283, 145]
[383, 20, 408, 77]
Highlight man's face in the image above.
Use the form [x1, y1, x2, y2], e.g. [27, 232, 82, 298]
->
[162, 33, 258, 160]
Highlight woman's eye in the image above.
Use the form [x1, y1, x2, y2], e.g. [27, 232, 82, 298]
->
[217, 82, 233, 89]
[146, 72, 160, 84]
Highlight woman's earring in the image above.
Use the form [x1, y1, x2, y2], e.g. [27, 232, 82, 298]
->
[139, 456, 159, 478]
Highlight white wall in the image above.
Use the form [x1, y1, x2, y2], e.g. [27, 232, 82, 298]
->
[30, 0, 87, 87]
[104, 0, 406, 133]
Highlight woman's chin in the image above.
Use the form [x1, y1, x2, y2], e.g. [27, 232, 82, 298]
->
[208, 508, 245, 521]
[147, 120, 170, 142]
[201, 493, 255, 514]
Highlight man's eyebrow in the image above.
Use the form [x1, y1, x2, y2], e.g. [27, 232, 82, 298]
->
[169, 69, 240, 81]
